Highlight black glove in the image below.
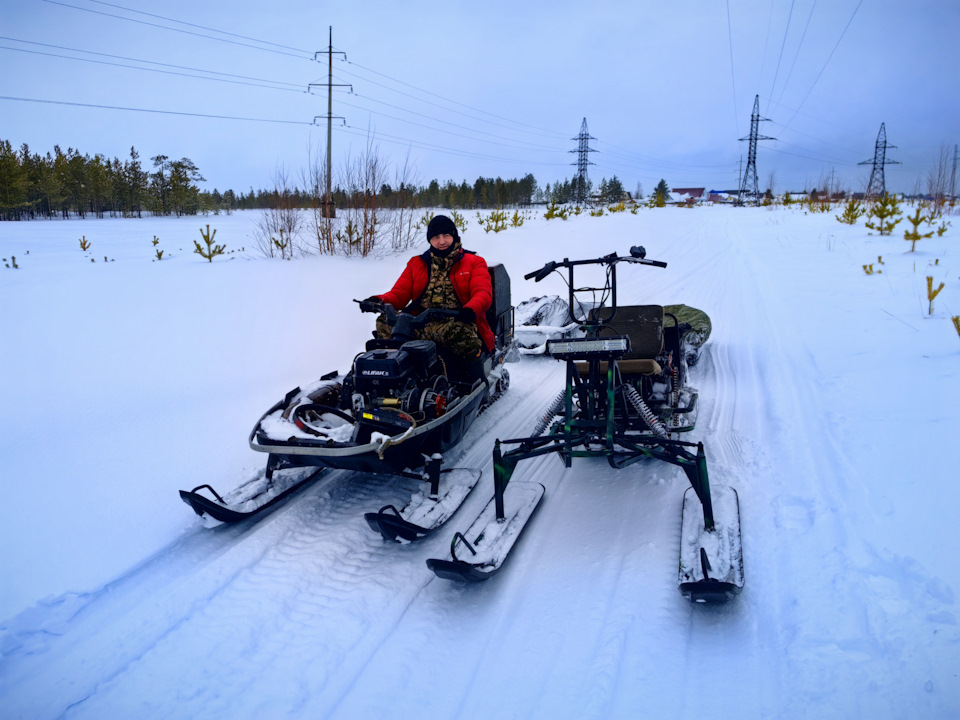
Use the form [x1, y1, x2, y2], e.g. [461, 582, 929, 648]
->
[359, 296, 382, 313]
[457, 307, 476, 323]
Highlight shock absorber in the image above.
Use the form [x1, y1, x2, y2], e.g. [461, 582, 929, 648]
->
[531, 389, 566, 437]
[624, 384, 669, 438]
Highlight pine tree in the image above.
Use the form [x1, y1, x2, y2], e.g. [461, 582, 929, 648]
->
[654, 179, 670, 207]
[864, 193, 903, 236]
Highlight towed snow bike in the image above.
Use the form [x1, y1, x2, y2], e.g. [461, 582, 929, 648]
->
[180, 264, 515, 542]
[427, 248, 744, 602]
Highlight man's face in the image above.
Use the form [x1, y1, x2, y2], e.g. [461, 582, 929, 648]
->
[430, 233, 455, 251]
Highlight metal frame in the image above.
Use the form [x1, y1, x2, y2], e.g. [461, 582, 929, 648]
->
[491, 249, 716, 530]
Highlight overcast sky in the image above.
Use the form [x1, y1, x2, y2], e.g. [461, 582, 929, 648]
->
[3, 0, 958, 196]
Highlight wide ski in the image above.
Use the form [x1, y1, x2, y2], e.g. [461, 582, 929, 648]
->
[364, 467, 482, 542]
[426, 480, 544, 582]
[678, 484, 744, 602]
[179, 466, 325, 524]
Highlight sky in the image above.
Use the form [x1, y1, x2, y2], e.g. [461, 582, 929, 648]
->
[2, 0, 959, 196]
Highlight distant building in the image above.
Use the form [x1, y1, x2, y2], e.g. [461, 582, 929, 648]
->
[669, 187, 705, 205]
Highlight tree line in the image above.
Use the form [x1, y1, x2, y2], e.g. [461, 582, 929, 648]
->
[0, 138, 633, 221]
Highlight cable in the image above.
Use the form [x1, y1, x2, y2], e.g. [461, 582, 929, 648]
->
[725, 0, 739, 133]
[767, 0, 795, 114]
[0, 95, 313, 125]
[774, 0, 818, 112]
[0, 36, 305, 88]
[84, 0, 312, 54]
[780, 0, 863, 132]
[0, 45, 306, 93]
[41, 0, 312, 60]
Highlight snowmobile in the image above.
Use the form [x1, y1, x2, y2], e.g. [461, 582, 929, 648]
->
[426, 248, 744, 603]
[180, 263, 515, 542]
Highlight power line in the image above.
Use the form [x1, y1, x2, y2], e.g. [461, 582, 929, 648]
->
[780, 0, 863, 132]
[0, 44, 306, 93]
[767, 0, 795, 114]
[0, 95, 313, 125]
[84, 0, 312, 54]
[41, 0, 312, 60]
[725, 0, 739, 132]
[774, 0, 818, 112]
[0, 36, 305, 89]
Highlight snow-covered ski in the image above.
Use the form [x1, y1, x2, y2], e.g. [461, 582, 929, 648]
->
[426, 480, 544, 581]
[364, 467, 482, 542]
[678, 484, 744, 602]
[179, 466, 325, 524]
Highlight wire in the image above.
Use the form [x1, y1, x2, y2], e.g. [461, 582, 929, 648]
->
[0, 36, 305, 89]
[84, 0, 312, 54]
[41, 0, 312, 60]
[780, 0, 863, 132]
[343, 60, 568, 139]
[0, 45, 307, 93]
[725, 0, 739, 132]
[774, 0, 818, 112]
[767, 0, 795, 114]
[0, 95, 313, 125]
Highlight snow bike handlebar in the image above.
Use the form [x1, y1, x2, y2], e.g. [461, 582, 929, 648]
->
[522, 247, 667, 328]
[523, 246, 667, 283]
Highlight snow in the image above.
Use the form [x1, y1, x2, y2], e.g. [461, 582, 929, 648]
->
[1, 206, 959, 719]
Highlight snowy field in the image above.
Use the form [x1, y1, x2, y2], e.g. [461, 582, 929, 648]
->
[1, 205, 958, 719]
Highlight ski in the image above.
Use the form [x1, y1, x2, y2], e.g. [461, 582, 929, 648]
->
[426, 481, 544, 582]
[364, 467, 482, 542]
[678, 484, 744, 602]
[179, 466, 325, 524]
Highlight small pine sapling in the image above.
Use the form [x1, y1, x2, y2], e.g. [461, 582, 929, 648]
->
[862, 263, 881, 275]
[272, 229, 290, 259]
[193, 224, 225, 262]
[926, 276, 945, 315]
[510, 210, 525, 228]
[864, 193, 903, 236]
[450, 210, 467, 234]
[589, 207, 604, 217]
[79, 236, 90, 251]
[952, 316, 960, 339]
[155, 249, 164, 261]
[152, 236, 160, 246]
[903, 207, 934, 251]
[835, 198, 864, 225]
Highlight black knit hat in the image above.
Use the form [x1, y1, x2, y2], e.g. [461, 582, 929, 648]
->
[426, 214, 459, 242]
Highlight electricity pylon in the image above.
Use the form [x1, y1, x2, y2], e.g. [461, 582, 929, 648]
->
[737, 95, 775, 206]
[859, 123, 899, 200]
[569, 118, 597, 205]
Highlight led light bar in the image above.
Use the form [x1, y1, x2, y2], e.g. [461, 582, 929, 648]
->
[546, 336, 630, 359]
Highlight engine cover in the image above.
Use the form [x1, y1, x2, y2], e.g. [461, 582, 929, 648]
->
[354, 348, 415, 394]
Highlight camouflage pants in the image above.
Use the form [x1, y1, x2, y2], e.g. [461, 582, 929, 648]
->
[376, 314, 482, 358]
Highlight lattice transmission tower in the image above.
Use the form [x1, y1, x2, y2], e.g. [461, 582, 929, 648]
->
[737, 95, 775, 206]
[858, 123, 899, 200]
[570, 118, 597, 204]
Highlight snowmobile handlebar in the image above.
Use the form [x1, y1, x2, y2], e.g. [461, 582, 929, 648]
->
[354, 300, 459, 337]
[523, 246, 667, 282]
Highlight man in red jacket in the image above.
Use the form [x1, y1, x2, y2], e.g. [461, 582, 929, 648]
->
[362, 214, 494, 359]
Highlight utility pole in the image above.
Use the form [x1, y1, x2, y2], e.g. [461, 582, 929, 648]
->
[310, 27, 349, 218]
[737, 95, 775, 206]
[569, 118, 597, 205]
[858, 123, 899, 200]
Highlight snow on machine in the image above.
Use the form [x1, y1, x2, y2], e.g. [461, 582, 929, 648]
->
[426, 248, 743, 602]
[180, 264, 515, 542]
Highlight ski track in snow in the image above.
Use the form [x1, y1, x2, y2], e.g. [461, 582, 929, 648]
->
[2, 209, 959, 720]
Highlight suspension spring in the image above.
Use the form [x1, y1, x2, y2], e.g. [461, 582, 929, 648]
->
[531, 389, 566, 437]
[625, 384, 669, 439]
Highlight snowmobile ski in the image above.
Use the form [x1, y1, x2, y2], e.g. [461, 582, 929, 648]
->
[179, 466, 325, 524]
[364, 467, 482, 542]
[426, 480, 545, 582]
[678, 484, 744, 602]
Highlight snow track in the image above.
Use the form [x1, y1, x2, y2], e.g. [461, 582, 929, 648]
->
[3, 208, 958, 719]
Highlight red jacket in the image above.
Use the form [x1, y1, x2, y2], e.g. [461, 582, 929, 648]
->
[377, 248, 495, 351]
